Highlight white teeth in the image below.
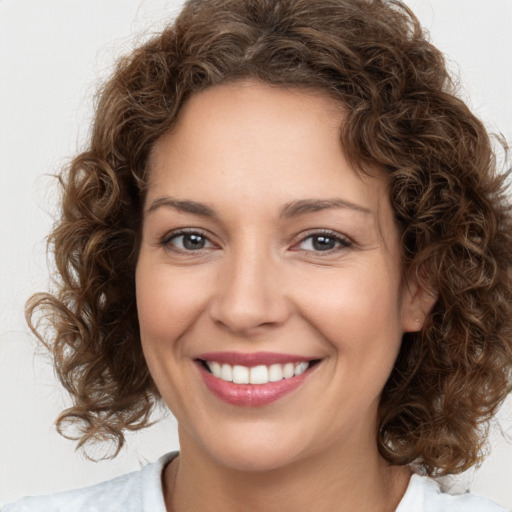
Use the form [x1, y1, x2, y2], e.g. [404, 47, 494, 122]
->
[207, 361, 222, 378]
[221, 363, 233, 382]
[204, 360, 312, 385]
[232, 365, 249, 384]
[268, 364, 283, 382]
[294, 362, 309, 376]
[249, 365, 268, 384]
[283, 363, 295, 379]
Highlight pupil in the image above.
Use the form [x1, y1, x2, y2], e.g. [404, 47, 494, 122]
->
[183, 234, 205, 250]
[313, 235, 335, 251]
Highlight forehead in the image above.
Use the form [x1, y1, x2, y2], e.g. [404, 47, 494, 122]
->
[149, 82, 344, 169]
[146, 81, 390, 221]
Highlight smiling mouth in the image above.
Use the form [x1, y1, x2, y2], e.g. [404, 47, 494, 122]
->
[195, 354, 321, 406]
[198, 359, 320, 385]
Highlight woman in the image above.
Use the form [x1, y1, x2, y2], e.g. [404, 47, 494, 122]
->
[5, 0, 512, 510]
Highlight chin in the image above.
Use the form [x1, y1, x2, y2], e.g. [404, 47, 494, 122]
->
[184, 422, 311, 474]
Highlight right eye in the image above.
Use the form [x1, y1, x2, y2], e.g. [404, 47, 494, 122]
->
[161, 231, 214, 251]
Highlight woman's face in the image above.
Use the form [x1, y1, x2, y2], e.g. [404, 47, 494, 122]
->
[136, 82, 420, 472]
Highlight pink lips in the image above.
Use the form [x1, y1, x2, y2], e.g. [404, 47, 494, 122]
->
[195, 351, 317, 407]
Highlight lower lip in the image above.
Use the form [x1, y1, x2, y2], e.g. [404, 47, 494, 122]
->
[197, 362, 315, 407]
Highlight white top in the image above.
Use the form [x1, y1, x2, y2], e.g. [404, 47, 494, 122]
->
[3, 452, 507, 512]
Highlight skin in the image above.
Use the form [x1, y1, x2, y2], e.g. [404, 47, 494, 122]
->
[136, 81, 430, 512]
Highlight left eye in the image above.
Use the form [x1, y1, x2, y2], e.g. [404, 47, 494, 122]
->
[166, 232, 213, 251]
[297, 233, 351, 252]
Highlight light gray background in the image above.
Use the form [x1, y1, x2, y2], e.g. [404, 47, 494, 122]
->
[1, 0, 511, 508]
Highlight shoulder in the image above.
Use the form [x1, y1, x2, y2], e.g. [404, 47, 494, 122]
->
[396, 473, 508, 512]
[2, 452, 176, 512]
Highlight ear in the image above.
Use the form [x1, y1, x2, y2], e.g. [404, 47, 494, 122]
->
[400, 272, 437, 333]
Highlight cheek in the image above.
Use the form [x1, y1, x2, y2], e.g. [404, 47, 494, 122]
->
[299, 269, 404, 412]
[292, 264, 404, 363]
[275, 268, 404, 442]
[135, 259, 212, 352]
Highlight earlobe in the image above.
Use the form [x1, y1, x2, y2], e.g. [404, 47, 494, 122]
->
[401, 277, 437, 333]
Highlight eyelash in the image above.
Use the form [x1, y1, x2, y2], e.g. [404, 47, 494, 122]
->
[293, 230, 353, 253]
[159, 229, 353, 254]
[160, 229, 214, 253]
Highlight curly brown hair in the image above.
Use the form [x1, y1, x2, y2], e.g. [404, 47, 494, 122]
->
[27, 0, 512, 475]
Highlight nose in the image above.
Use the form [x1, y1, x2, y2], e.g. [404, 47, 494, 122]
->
[209, 245, 291, 335]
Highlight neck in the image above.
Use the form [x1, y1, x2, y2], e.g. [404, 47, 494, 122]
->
[164, 429, 411, 512]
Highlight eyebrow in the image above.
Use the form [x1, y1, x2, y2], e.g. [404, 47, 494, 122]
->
[146, 197, 217, 217]
[279, 198, 372, 218]
[145, 196, 372, 218]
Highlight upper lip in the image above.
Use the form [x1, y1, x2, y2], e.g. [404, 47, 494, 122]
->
[195, 351, 317, 366]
